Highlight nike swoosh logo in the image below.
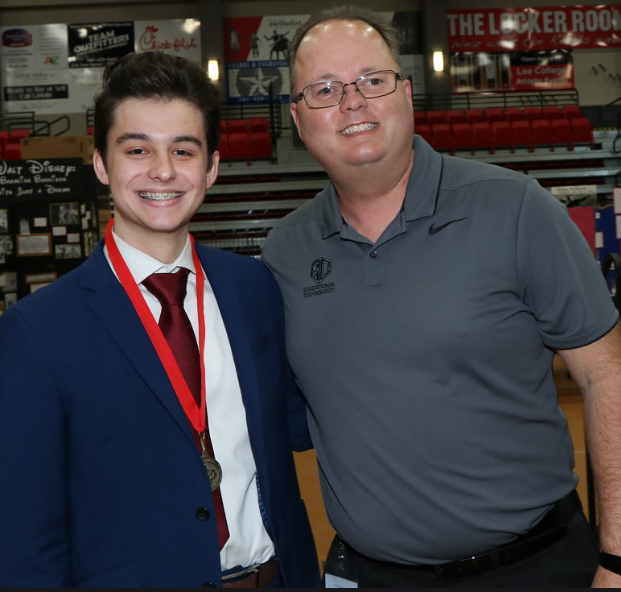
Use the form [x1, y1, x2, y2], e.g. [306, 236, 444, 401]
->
[428, 217, 467, 235]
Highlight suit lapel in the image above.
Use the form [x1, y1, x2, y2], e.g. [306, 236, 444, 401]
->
[80, 245, 197, 447]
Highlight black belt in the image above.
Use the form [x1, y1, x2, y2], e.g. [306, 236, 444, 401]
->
[348, 490, 581, 579]
[221, 559, 278, 588]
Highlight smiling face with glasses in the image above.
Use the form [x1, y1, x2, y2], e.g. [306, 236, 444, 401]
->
[290, 19, 414, 177]
[294, 70, 402, 109]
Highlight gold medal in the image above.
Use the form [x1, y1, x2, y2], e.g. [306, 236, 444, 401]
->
[201, 453, 223, 491]
[200, 432, 223, 491]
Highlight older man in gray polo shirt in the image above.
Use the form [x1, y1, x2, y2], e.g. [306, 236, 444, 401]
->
[262, 5, 621, 588]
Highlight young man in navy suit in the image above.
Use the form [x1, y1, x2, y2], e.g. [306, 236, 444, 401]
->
[0, 51, 319, 588]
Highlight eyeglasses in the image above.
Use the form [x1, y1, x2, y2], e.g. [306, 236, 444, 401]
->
[294, 70, 402, 109]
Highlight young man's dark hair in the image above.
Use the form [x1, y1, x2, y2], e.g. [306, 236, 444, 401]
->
[93, 51, 220, 169]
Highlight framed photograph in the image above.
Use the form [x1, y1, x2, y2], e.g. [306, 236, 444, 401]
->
[25, 272, 57, 284]
[0, 209, 8, 233]
[50, 202, 80, 226]
[17, 234, 52, 257]
[0, 236, 14, 264]
[0, 272, 17, 293]
[30, 283, 52, 294]
[55, 243, 82, 259]
[4, 292, 17, 308]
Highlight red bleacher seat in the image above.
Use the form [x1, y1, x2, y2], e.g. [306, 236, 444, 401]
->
[452, 123, 473, 154]
[227, 132, 251, 165]
[249, 118, 269, 133]
[446, 110, 466, 125]
[430, 123, 453, 153]
[550, 119, 573, 150]
[0, 130, 10, 148]
[531, 119, 552, 150]
[491, 121, 513, 151]
[523, 107, 545, 121]
[218, 133, 231, 166]
[571, 118, 594, 147]
[416, 124, 432, 144]
[414, 111, 427, 125]
[542, 106, 562, 120]
[227, 119, 248, 134]
[562, 105, 583, 120]
[426, 110, 446, 126]
[3, 143, 22, 159]
[465, 109, 485, 124]
[511, 120, 533, 151]
[471, 122, 494, 154]
[485, 108, 504, 124]
[249, 132, 273, 162]
[504, 108, 523, 122]
[10, 129, 30, 141]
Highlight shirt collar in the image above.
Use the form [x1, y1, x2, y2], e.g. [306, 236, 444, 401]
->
[107, 231, 195, 285]
[321, 135, 442, 238]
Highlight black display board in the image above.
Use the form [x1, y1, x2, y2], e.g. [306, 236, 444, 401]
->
[0, 158, 99, 307]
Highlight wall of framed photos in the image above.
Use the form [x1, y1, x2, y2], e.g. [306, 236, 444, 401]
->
[0, 158, 99, 310]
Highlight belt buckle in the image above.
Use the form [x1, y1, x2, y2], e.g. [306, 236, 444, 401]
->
[221, 563, 261, 582]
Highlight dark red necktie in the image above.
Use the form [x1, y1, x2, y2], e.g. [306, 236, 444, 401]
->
[143, 268, 230, 549]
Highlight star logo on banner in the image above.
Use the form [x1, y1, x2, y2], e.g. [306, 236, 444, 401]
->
[236, 67, 282, 96]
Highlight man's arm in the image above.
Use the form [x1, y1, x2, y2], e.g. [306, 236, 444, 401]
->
[558, 321, 621, 587]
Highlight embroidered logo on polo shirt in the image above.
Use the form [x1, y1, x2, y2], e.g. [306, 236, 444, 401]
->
[310, 257, 332, 282]
[303, 257, 335, 298]
[428, 217, 467, 235]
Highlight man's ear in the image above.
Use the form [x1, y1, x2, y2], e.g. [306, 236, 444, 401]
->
[206, 151, 220, 189]
[93, 149, 110, 186]
[290, 101, 303, 141]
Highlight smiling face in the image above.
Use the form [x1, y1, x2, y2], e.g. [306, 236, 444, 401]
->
[93, 97, 218, 257]
[290, 19, 414, 177]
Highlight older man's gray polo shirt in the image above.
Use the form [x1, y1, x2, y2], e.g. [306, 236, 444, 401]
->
[262, 136, 618, 564]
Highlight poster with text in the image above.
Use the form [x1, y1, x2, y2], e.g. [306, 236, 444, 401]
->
[68, 22, 133, 68]
[450, 49, 573, 92]
[447, 5, 620, 53]
[223, 12, 424, 105]
[1, 24, 68, 71]
[134, 19, 201, 63]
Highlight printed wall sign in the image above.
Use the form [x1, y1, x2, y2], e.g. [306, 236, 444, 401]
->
[223, 12, 424, 105]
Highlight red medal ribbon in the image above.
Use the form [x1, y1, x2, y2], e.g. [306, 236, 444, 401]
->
[105, 219, 206, 433]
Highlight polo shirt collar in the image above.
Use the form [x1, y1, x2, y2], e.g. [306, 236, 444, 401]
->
[403, 135, 442, 222]
[321, 134, 441, 239]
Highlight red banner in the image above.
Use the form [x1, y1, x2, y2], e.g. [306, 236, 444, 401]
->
[448, 5, 621, 52]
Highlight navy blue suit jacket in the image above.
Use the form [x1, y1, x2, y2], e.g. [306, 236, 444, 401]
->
[0, 242, 319, 587]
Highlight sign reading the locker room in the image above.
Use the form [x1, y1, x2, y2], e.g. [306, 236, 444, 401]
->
[447, 5, 621, 52]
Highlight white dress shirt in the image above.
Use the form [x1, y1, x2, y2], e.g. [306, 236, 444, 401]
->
[105, 232, 274, 570]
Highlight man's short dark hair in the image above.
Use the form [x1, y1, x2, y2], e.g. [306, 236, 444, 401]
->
[93, 51, 220, 169]
[287, 5, 402, 94]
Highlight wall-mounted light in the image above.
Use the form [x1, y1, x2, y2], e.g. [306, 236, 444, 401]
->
[207, 59, 219, 81]
[433, 51, 445, 73]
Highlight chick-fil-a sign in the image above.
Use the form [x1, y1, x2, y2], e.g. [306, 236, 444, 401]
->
[448, 5, 621, 52]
